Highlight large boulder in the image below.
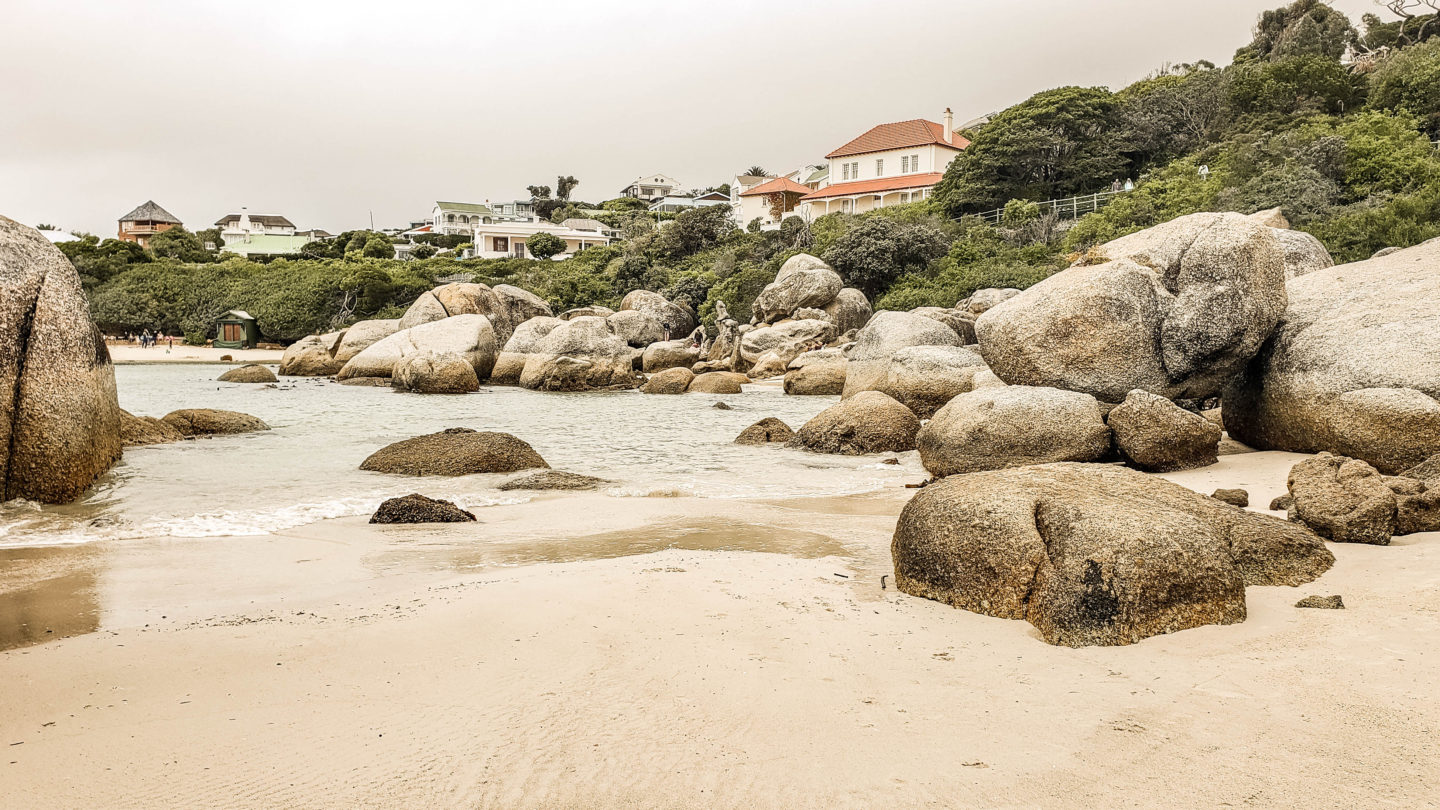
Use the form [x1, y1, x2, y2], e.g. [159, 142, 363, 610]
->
[783, 348, 847, 396]
[217, 364, 277, 383]
[491, 316, 562, 385]
[492, 284, 553, 330]
[391, 351, 480, 394]
[842, 310, 961, 399]
[1223, 239, 1440, 474]
[1282, 453, 1440, 545]
[620, 290, 696, 338]
[917, 386, 1111, 477]
[279, 331, 343, 376]
[119, 410, 184, 447]
[746, 351, 789, 381]
[518, 316, 640, 392]
[821, 288, 873, 333]
[910, 307, 971, 342]
[739, 318, 836, 366]
[332, 319, 400, 366]
[337, 314, 498, 382]
[735, 417, 795, 445]
[160, 409, 269, 437]
[789, 391, 920, 455]
[642, 340, 700, 373]
[689, 371, 746, 394]
[397, 289, 449, 331]
[370, 494, 476, 524]
[606, 309, 665, 348]
[959, 288, 1020, 316]
[1108, 389, 1222, 472]
[398, 282, 528, 344]
[892, 463, 1334, 647]
[1273, 229, 1334, 279]
[979, 213, 1287, 402]
[878, 345, 989, 419]
[359, 428, 548, 476]
[640, 367, 694, 394]
[0, 216, 122, 503]
[754, 254, 844, 323]
[559, 305, 614, 320]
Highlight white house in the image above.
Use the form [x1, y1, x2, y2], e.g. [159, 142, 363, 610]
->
[469, 217, 614, 259]
[648, 190, 730, 214]
[214, 209, 297, 240]
[799, 109, 969, 217]
[432, 201, 498, 235]
[620, 174, 681, 202]
[487, 199, 536, 219]
[736, 177, 813, 228]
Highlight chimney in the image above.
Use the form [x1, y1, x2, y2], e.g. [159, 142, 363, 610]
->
[943, 108, 954, 144]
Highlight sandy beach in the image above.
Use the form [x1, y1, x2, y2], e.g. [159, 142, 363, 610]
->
[108, 343, 284, 365]
[3, 453, 1437, 809]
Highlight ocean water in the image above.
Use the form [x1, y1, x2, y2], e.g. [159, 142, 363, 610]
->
[0, 365, 924, 547]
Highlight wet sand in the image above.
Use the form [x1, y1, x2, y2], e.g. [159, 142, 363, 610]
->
[2, 456, 1438, 808]
[109, 344, 284, 364]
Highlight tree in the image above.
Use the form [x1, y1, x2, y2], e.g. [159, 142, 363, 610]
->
[654, 204, 736, 259]
[526, 231, 567, 260]
[820, 217, 949, 298]
[1369, 37, 1440, 133]
[147, 226, 212, 263]
[1363, 1, 1440, 48]
[743, 165, 769, 177]
[411, 243, 438, 259]
[556, 175, 580, 200]
[1234, 0, 1357, 63]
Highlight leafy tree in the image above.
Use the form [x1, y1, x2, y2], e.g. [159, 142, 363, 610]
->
[601, 196, 649, 212]
[1234, 0, 1357, 63]
[411, 243, 438, 259]
[526, 231, 567, 260]
[147, 226, 213, 263]
[1369, 37, 1440, 133]
[743, 166, 769, 177]
[1361, 2, 1440, 49]
[195, 227, 225, 252]
[57, 235, 151, 288]
[820, 217, 949, 298]
[1226, 55, 1361, 122]
[654, 204, 736, 259]
[555, 175, 580, 200]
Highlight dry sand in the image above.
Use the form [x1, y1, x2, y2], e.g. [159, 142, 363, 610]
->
[109, 344, 284, 365]
[2, 454, 1438, 808]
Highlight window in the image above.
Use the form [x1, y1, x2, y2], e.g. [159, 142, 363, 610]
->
[850, 162, 859, 179]
[900, 156, 910, 173]
[447, 214, 455, 223]
[876, 159, 884, 176]
[911, 154, 920, 172]
[841, 163, 849, 181]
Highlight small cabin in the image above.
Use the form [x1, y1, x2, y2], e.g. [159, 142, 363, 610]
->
[214, 310, 259, 349]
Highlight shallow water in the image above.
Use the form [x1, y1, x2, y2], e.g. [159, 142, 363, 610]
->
[1, 365, 924, 546]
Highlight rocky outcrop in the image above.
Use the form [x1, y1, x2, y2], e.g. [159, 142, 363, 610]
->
[332, 319, 400, 366]
[218, 364, 277, 383]
[491, 316, 563, 385]
[619, 290, 696, 338]
[0, 216, 122, 503]
[559, 305, 614, 320]
[821, 288, 873, 333]
[369, 494, 476, 524]
[161, 409, 270, 437]
[1223, 239, 1440, 474]
[740, 319, 836, 366]
[497, 470, 609, 491]
[842, 310, 961, 399]
[783, 349, 847, 396]
[1273, 229, 1334, 278]
[959, 288, 1020, 315]
[979, 213, 1287, 402]
[338, 314, 498, 382]
[917, 386, 1111, 477]
[279, 331, 344, 376]
[119, 410, 184, 447]
[911, 307, 974, 344]
[518, 316, 640, 392]
[391, 351, 481, 394]
[640, 367, 694, 394]
[735, 417, 795, 445]
[892, 462, 1334, 647]
[790, 391, 920, 455]
[492, 284, 553, 332]
[1402, 454, 1440, 483]
[359, 428, 548, 476]
[1285, 453, 1440, 544]
[689, 372, 746, 394]
[641, 340, 700, 373]
[399, 282, 534, 344]
[1108, 389, 1222, 472]
[606, 309, 665, 348]
[877, 345, 989, 419]
[745, 351, 789, 380]
[754, 254, 845, 323]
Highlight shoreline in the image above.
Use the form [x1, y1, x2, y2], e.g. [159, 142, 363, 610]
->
[2, 459, 1438, 807]
[108, 344, 284, 365]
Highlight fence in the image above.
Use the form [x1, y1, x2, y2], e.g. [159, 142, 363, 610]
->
[972, 189, 1129, 225]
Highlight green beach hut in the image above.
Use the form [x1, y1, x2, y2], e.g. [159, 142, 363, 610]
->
[214, 310, 260, 349]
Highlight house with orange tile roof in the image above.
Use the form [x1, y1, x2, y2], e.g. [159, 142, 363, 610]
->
[799, 109, 969, 218]
[736, 176, 814, 228]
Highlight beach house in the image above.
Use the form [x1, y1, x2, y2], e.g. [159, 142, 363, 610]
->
[117, 200, 183, 248]
[469, 218, 614, 259]
[214, 209, 312, 258]
[432, 201, 496, 235]
[799, 110, 969, 217]
[620, 174, 681, 203]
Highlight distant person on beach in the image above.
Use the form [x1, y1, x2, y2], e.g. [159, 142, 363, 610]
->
[662, 322, 671, 341]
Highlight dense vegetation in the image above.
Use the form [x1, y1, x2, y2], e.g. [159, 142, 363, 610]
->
[69, 1, 1440, 344]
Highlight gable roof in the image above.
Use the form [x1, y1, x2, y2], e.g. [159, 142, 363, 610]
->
[739, 177, 814, 197]
[825, 119, 970, 159]
[435, 201, 495, 215]
[800, 172, 945, 201]
[215, 213, 296, 228]
[119, 200, 181, 224]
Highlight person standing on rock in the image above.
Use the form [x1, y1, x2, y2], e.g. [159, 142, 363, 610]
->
[662, 321, 671, 342]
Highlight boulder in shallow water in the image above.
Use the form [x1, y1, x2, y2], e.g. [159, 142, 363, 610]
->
[735, 417, 795, 446]
[332, 319, 400, 366]
[740, 319, 836, 366]
[497, 470, 609, 491]
[790, 391, 919, 455]
[783, 348, 847, 396]
[917, 386, 1111, 477]
[360, 428, 548, 476]
[119, 410, 184, 447]
[642, 340, 700, 373]
[1108, 389, 1221, 472]
[0, 216, 122, 503]
[689, 372, 745, 394]
[391, 351, 480, 394]
[746, 351, 789, 381]
[640, 367, 694, 395]
[892, 462, 1334, 647]
[518, 316, 640, 392]
[491, 316, 563, 386]
[218, 364, 277, 383]
[279, 332, 343, 377]
[161, 409, 270, 437]
[369, 494, 476, 524]
[338, 314, 498, 382]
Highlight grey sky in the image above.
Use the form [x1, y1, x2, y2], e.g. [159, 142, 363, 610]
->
[1, 0, 1384, 236]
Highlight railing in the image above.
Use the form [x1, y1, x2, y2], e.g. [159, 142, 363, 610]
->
[972, 189, 1128, 225]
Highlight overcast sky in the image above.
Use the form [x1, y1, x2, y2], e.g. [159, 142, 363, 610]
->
[1, 0, 1384, 236]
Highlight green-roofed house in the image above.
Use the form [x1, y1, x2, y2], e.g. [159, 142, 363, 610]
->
[432, 201, 496, 235]
[219, 233, 317, 259]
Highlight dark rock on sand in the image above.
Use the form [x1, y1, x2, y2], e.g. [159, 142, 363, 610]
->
[161, 409, 270, 437]
[497, 470, 609, 491]
[369, 493, 476, 524]
[360, 428, 548, 476]
[218, 364, 278, 383]
[1108, 389, 1221, 472]
[1270, 493, 1295, 512]
[1287, 453, 1397, 545]
[1295, 595, 1345, 609]
[1212, 488, 1249, 507]
[892, 462, 1333, 647]
[790, 391, 919, 455]
[735, 417, 794, 446]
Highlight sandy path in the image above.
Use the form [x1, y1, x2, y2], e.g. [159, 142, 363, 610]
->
[2, 463, 1438, 808]
[109, 344, 284, 364]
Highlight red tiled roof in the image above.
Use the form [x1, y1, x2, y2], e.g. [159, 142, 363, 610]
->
[738, 177, 814, 197]
[800, 173, 944, 201]
[826, 120, 970, 159]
